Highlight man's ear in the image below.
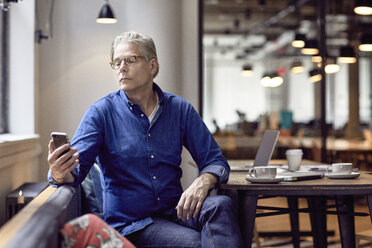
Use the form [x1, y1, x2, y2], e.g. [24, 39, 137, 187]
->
[150, 58, 158, 74]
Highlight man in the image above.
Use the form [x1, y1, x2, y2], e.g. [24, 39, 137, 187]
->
[48, 31, 242, 247]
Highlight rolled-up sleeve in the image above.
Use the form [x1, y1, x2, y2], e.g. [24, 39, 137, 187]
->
[47, 105, 104, 187]
[183, 105, 230, 184]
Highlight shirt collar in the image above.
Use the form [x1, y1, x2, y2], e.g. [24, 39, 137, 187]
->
[119, 82, 166, 108]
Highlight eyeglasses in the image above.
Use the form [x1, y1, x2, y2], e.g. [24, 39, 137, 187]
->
[110, 55, 146, 70]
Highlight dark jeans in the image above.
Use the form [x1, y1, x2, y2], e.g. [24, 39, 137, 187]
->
[126, 195, 243, 248]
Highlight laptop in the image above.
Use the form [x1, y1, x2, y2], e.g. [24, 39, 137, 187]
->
[229, 130, 324, 181]
[230, 130, 280, 171]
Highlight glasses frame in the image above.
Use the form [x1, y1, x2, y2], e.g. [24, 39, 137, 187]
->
[110, 55, 146, 70]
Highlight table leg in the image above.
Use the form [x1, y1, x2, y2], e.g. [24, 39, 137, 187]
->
[307, 197, 327, 248]
[367, 195, 372, 223]
[336, 195, 356, 248]
[238, 191, 258, 248]
[287, 197, 300, 248]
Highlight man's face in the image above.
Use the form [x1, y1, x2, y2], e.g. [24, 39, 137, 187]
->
[113, 42, 157, 92]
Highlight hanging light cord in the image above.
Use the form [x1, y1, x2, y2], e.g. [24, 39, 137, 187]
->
[48, 0, 55, 38]
[35, 0, 56, 43]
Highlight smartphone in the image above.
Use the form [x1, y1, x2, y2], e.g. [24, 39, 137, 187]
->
[51, 132, 70, 155]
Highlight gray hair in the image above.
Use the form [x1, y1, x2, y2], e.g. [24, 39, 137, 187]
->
[111, 31, 159, 78]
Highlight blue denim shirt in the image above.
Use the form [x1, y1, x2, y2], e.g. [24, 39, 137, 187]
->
[48, 83, 229, 235]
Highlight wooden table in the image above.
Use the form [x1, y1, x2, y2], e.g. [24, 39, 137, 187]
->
[222, 160, 372, 248]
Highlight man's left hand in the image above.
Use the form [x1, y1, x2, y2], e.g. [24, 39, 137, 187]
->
[176, 173, 217, 220]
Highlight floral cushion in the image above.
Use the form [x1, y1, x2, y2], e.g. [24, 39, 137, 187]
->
[60, 214, 135, 248]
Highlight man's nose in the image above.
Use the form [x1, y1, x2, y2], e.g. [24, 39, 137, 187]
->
[119, 61, 128, 71]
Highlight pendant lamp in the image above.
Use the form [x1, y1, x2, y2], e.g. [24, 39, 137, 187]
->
[354, 0, 372, 15]
[290, 60, 304, 74]
[241, 64, 253, 76]
[291, 33, 306, 48]
[270, 73, 284, 87]
[309, 69, 322, 83]
[359, 34, 372, 52]
[301, 39, 319, 55]
[97, 0, 117, 24]
[260, 73, 272, 87]
[325, 57, 340, 74]
[338, 46, 357, 63]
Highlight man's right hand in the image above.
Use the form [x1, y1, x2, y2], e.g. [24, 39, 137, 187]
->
[48, 140, 79, 183]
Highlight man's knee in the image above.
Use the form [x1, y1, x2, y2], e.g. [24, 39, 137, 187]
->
[202, 195, 235, 214]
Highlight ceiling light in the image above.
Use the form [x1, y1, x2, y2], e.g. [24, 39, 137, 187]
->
[260, 73, 283, 87]
[96, 0, 117, 24]
[290, 60, 304, 74]
[309, 69, 322, 83]
[270, 73, 284, 87]
[291, 33, 306, 48]
[241, 64, 253, 76]
[359, 34, 372, 52]
[354, 0, 372, 15]
[325, 57, 340, 74]
[312, 56, 322, 63]
[301, 39, 319, 55]
[260, 74, 272, 87]
[338, 46, 357, 63]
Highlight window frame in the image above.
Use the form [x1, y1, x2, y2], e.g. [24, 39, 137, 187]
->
[0, 9, 9, 134]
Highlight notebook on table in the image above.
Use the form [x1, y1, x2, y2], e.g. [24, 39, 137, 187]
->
[230, 130, 280, 172]
[277, 171, 323, 182]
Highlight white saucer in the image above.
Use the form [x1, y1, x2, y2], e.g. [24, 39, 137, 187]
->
[324, 172, 360, 179]
[245, 175, 284, 184]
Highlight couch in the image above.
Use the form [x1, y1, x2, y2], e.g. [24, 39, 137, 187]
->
[0, 165, 103, 248]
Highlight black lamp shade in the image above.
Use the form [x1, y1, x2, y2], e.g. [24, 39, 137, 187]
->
[355, 0, 372, 6]
[355, 0, 372, 8]
[304, 39, 318, 49]
[340, 46, 356, 57]
[292, 33, 306, 48]
[360, 34, 372, 45]
[309, 68, 322, 82]
[241, 64, 253, 76]
[97, 4, 117, 24]
[301, 39, 319, 55]
[242, 64, 252, 71]
[294, 33, 305, 42]
[309, 69, 321, 77]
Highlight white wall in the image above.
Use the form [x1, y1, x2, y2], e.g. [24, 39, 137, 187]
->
[8, 0, 35, 133]
[37, 0, 199, 186]
[0, 0, 40, 226]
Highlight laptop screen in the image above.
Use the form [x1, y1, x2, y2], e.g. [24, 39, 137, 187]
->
[253, 130, 280, 166]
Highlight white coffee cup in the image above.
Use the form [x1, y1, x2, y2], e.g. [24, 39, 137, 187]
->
[248, 166, 277, 179]
[327, 163, 353, 175]
[286, 149, 303, 172]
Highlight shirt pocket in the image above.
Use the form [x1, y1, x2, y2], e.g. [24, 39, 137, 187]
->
[107, 132, 147, 159]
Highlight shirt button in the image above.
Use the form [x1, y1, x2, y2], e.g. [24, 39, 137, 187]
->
[141, 114, 144, 117]
[130, 107, 133, 111]
[151, 155, 154, 159]
[157, 197, 160, 201]
[153, 176, 156, 180]
[148, 133, 151, 137]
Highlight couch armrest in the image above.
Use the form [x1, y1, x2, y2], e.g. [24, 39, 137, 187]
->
[0, 185, 81, 248]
